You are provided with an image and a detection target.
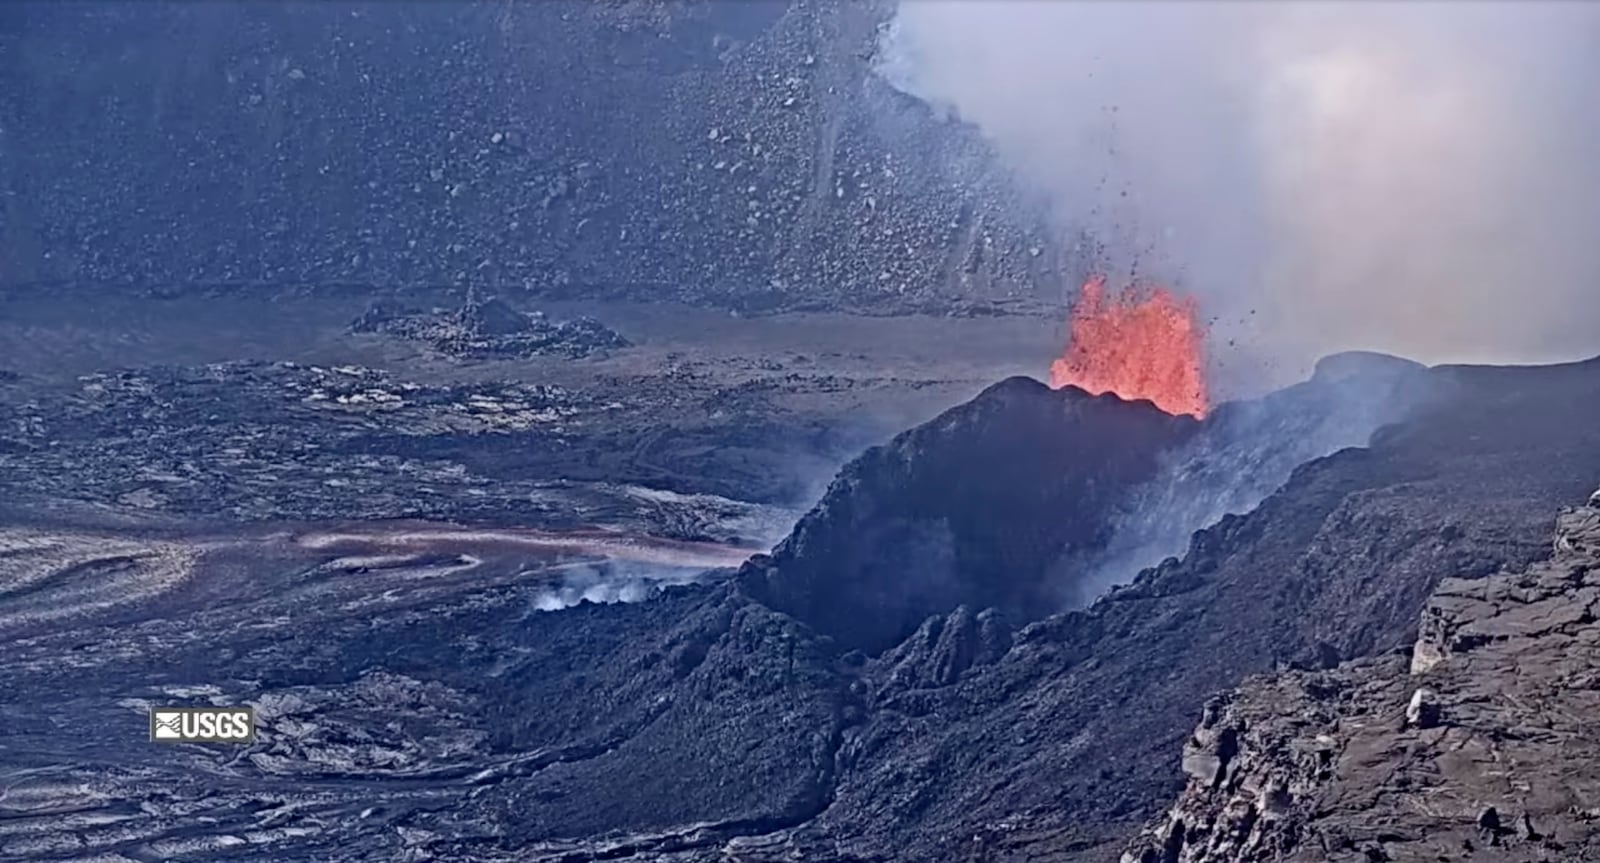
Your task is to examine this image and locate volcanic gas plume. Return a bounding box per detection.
[1050,275,1209,418]
[879,2,1600,387]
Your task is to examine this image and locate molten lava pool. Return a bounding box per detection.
[1050,274,1210,418]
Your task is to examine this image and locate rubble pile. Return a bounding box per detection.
[350,297,631,360]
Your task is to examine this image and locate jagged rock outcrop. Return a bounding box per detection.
[1121,487,1600,863]
[875,605,1013,695]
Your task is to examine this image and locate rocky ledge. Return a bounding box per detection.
[1122,486,1600,863]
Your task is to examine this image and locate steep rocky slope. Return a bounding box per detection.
[1121,489,1600,863]
[739,375,1200,654]
[0,0,1063,314]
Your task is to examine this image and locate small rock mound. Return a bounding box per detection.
[350,296,630,359]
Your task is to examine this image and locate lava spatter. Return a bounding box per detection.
[1050,274,1210,418]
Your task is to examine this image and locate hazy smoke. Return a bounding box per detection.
[1067,352,1433,601]
[528,560,712,611]
[878,1,1600,390]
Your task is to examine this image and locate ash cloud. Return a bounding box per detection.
[878,1,1600,392]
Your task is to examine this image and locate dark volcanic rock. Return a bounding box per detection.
[877,604,1014,695]
[0,360,812,533]
[738,376,1201,653]
[461,586,852,853]
[0,0,1066,316]
[456,296,536,338]
[739,351,1437,657]
[770,357,1600,861]
[1120,489,1600,863]
[5,356,1600,862]
[350,296,631,359]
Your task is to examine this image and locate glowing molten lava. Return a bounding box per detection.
[1049,275,1210,418]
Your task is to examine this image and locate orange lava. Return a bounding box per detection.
[1049,274,1210,418]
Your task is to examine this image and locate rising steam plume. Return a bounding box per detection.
[878,0,1600,393]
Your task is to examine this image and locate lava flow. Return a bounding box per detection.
[1049,274,1210,418]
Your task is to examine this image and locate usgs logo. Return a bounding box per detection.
[149,706,256,744]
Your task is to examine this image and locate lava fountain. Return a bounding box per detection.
[1050,274,1210,418]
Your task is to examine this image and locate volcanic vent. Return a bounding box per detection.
[1051,275,1210,418]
